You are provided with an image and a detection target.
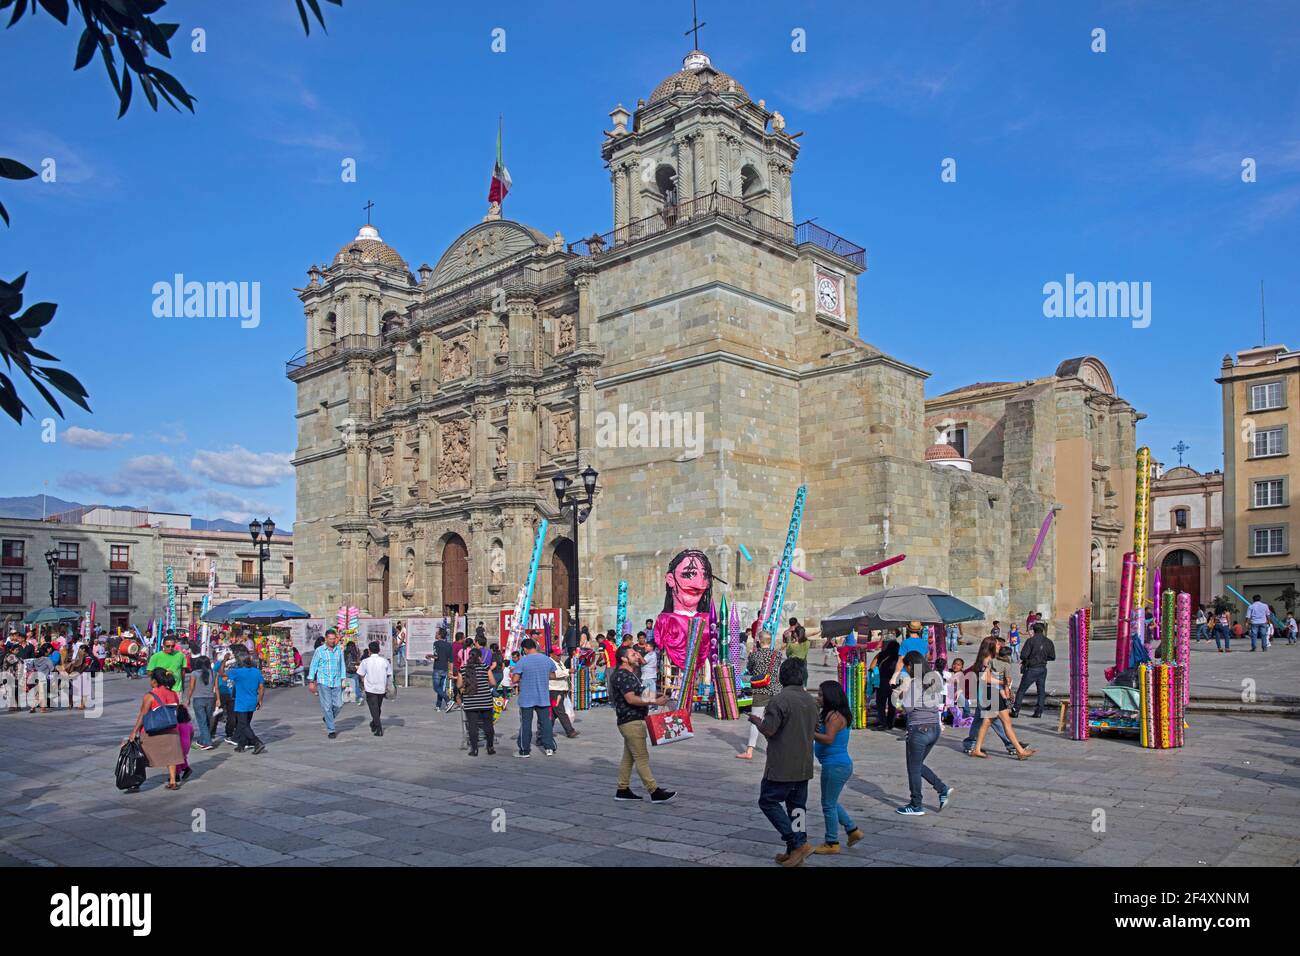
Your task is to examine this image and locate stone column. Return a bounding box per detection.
[675,136,693,200]
[366,294,380,337]
[627,158,641,221]
[576,367,596,471]
[419,331,438,396]
[612,164,625,229]
[507,297,536,369]
[506,389,537,488]
[573,268,595,345]
[472,399,491,494]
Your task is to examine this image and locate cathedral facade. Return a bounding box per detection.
[288,50,1138,634]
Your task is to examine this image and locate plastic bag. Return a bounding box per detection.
[115,738,146,790]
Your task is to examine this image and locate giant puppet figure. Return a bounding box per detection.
[653,549,716,671]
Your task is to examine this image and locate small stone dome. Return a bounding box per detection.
[925,443,962,462]
[333,224,408,270]
[649,50,749,104]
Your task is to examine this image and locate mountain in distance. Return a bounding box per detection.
[0,496,291,535]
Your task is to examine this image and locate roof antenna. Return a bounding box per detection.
[1260,279,1266,346]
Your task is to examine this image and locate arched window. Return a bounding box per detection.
[655,165,678,206]
[740,163,762,200]
[1172,507,1189,530]
[380,311,404,338]
[319,311,337,344]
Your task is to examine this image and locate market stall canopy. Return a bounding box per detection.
[21,606,82,625]
[226,599,311,624]
[200,599,251,624]
[820,586,985,638]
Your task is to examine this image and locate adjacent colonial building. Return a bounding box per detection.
[1149,463,1223,610]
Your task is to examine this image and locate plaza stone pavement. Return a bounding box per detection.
[0,670,1296,868]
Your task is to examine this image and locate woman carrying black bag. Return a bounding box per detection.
[124,668,184,790]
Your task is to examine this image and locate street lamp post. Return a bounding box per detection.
[45,549,59,607]
[551,465,599,637]
[248,517,276,601]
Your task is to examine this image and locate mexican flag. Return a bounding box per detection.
[488,118,511,204]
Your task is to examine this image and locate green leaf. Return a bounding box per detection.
[117,67,132,118]
[6,0,29,30]
[148,65,194,110]
[37,0,67,24]
[0,157,37,180]
[16,301,55,335]
[27,374,62,417]
[294,0,310,35]
[0,375,31,424]
[38,365,91,409]
[0,200,8,227]
[73,25,96,69]
[117,33,146,72]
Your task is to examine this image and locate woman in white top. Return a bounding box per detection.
[356,641,393,737]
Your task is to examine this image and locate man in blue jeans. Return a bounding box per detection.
[750,658,819,868]
[307,628,347,739]
[1247,595,1271,652]
[512,637,558,756]
[431,629,453,711]
[958,645,1017,754]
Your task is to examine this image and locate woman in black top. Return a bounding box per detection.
[458,647,497,756]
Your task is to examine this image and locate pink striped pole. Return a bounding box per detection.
[1110,551,1136,679]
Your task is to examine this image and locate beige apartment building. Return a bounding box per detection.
[1218,345,1300,608]
[0,506,293,632]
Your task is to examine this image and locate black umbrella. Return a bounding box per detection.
[820,586,985,638]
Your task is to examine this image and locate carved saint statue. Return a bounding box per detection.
[490,542,505,586]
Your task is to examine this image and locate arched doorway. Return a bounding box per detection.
[1161,549,1201,611]
[442,534,469,616]
[551,538,576,630]
[378,556,390,616]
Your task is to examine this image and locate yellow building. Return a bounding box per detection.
[1218,345,1300,607]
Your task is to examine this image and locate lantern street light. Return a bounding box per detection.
[551,465,598,635]
[45,548,60,606]
[248,517,276,601]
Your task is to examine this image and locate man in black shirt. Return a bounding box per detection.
[431,629,454,712]
[610,645,675,804]
[1012,621,1056,718]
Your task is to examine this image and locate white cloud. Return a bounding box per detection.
[196,489,275,524]
[62,454,200,498]
[151,423,188,446]
[63,426,133,449]
[190,446,293,488]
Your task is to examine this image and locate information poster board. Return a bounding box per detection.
[405,618,439,660]
[361,618,393,659]
[287,619,328,654]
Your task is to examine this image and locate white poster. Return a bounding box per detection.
[405,618,438,660]
[361,618,393,659]
[287,618,327,653]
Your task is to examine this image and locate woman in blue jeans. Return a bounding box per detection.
[892,651,954,816]
[811,681,863,854]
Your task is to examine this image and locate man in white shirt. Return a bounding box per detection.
[1247,595,1272,652]
[638,632,658,699]
[356,641,393,736]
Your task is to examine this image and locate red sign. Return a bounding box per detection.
[500,607,561,647]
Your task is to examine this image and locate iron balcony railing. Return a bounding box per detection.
[286,333,382,374]
[794,220,866,268]
[568,189,796,256]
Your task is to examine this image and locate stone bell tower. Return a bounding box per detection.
[602,50,799,229]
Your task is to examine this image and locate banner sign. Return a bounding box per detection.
[500,607,560,643]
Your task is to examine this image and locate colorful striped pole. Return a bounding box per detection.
[762,485,807,648]
[1132,447,1152,610]
[508,518,548,654]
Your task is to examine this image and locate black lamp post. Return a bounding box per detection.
[45,548,59,607]
[248,517,276,601]
[551,465,598,635]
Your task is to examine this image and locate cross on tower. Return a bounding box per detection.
[1173,440,1190,466]
[683,0,706,48]
[363,199,375,224]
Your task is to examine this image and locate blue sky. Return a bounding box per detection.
[2,0,1297,524]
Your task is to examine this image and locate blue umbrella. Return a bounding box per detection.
[22,606,82,625]
[201,599,251,624]
[227,599,311,624]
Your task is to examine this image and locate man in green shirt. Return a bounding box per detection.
[145,634,186,694]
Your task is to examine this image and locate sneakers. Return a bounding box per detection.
[252,744,267,755]
[896,805,926,816]
[327,732,337,739]
[939,786,954,811]
[180,767,193,782]
[468,749,479,757]
[543,749,555,756]
[517,751,530,758]
[615,788,643,801]
[780,843,814,867]
[225,738,239,747]
[233,745,246,753]
[486,746,496,755]
[196,743,216,751]
[649,788,676,803]
[566,731,580,738]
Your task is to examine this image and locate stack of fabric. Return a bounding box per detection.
[1138,662,1186,749]
[714,662,740,719]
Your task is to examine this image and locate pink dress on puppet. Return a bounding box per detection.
[653,611,708,669]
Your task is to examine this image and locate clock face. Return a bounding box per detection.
[816,274,841,316]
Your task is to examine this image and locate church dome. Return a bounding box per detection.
[333,224,408,270]
[649,50,749,104]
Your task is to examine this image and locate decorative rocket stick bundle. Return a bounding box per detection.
[757,566,778,630]
[507,518,549,654]
[615,580,628,642]
[1132,446,1152,610]
[1176,591,1191,710]
[1160,589,1176,660]
[761,485,808,654]
[1152,567,1163,647]
[1110,551,1136,680]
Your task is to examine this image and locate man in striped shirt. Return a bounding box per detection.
[309,629,347,739]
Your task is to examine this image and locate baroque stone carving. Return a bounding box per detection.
[552,409,575,454]
[440,336,471,382]
[489,540,505,586]
[438,420,471,492]
[495,429,508,470]
[556,313,575,353]
[403,549,415,595]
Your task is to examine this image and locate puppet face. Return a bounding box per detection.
[665,553,708,613]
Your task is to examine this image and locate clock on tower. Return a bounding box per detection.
[815,269,843,320]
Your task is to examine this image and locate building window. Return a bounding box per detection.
[947,426,968,459]
[0,573,23,605]
[1252,526,1286,557]
[1,539,23,567]
[1252,427,1286,458]
[1173,508,1188,530]
[109,611,130,632]
[1249,381,1285,412]
[57,574,79,605]
[110,544,130,570]
[1254,479,1285,508]
[109,575,130,606]
[57,542,79,568]
[241,559,255,576]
